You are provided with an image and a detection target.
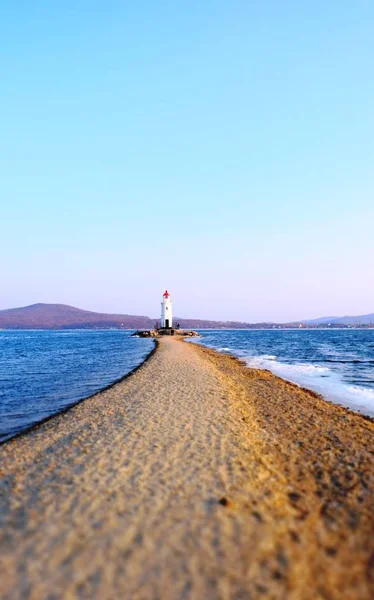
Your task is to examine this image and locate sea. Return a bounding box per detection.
[0,330,155,442]
[190,329,374,418]
[0,329,373,443]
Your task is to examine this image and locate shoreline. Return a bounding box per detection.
[190,338,374,423]
[1,336,373,598]
[0,339,158,445]
[190,339,374,423]
[189,335,374,420]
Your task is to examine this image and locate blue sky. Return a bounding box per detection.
[1,1,373,321]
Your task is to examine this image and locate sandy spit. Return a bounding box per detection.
[1,336,373,600]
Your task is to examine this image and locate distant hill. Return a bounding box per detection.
[0,304,154,330]
[301,313,374,326]
[0,303,372,330]
[0,303,265,330]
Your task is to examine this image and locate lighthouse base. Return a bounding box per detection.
[132,329,199,338]
[158,327,174,336]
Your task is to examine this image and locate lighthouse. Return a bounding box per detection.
[161,290,173,329]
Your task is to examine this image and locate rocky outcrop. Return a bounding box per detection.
[175,330,200,337]
[132,330,158,338]
[132,330,200,338]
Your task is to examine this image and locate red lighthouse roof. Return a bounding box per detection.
[163,290,170,298]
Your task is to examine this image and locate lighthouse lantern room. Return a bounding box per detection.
[161,290,173,329]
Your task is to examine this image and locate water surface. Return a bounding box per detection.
[0,330,154,442]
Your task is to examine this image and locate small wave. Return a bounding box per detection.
[245,356,330,375]
[55,332,80,336]
[324,359,374,364]
[346,385,374,400]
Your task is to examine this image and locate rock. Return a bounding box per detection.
[132,330,158,338]
[175,330,200,337]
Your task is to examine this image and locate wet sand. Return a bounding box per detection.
[1,337,373,599]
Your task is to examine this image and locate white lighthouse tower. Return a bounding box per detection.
[161,290,173,329]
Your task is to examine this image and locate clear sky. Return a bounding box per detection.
[1,1,373,322]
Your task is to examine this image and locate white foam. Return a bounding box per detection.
[243,354,374,417]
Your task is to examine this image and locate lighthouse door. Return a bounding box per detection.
[165,319,170,328]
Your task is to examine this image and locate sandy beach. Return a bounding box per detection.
[1,336,373,599]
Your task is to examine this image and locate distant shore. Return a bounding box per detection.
[1,301,374,330]
[1,337,373,599]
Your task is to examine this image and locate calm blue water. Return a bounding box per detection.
[0,330,155,442]
[191,329,374,417]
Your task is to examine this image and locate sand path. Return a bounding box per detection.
[1,337,373,599]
